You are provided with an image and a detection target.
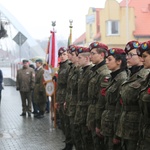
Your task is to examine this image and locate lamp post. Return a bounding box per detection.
[126,0,129,42]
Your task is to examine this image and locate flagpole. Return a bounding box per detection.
[68,19,73,47]
[51,21,57,128]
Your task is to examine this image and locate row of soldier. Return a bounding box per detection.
[55,40,150,150]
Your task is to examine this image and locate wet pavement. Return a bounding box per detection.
[0,86,66,150]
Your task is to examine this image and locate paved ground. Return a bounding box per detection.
[0,86,66,150]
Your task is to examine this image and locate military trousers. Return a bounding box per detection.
[121,139,138,150]
[58,104,66,134]
[64,114,72,144]
[20,91,32,113]
[137,138,150,150]
[80,124,94,150]
[104,136,121,150]
[69,116,83,150]
[36,101,46,115]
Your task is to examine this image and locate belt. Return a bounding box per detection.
[123,105,140,111]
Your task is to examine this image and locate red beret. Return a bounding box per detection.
[77,46,90,54]
[89,42,108,51]
[106,48,126,57]
[58,47,67,56]
[137,40,150,56]
[69,45,79,53]
[125,40,140,53]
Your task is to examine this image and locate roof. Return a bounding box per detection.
[120,0,150,36]
[73,33,86,45]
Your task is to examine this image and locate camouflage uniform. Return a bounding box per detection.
[64,62,74,145]
[137,73,150,150]
[87,61,110,150]
[101,70,128,150]
[34,67,47,115]
[116,67,149,150]
[56,60,70,133]
[16,66,35,114]
[68,66,82,150]
[74,64,94,150]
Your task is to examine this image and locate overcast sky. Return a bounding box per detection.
[0,0,122,40]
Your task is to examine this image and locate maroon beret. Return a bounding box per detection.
[77,46,90,54]
[106,48,126,57]
[58,47,67,56]
[137,41,150,56]
[125,40,140,53]
[69,45,79,53]
[89,42,108,51]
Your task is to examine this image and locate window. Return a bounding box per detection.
[107,20,119,35]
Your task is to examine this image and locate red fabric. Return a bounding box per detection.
[101,88,106,96]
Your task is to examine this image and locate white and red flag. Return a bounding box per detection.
[46,30,58,68]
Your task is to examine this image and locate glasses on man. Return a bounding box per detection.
[126,53,138,59]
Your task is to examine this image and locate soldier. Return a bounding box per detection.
[55,47,70,136]
[136,41,150,150]
[115,41,149,150]
[74,46,94,150]
[86,42,111,150]
[62,45,75,150]
[34,59,47,119]
[16,59,35,116]
[67,45,82,150]
[100,48,128,150]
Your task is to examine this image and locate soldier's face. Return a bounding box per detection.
[59,52,68,62]
[106,55,121,71]
[78,54,87,67]
[90,48,102,64]
[71,52,78,64]
[23,62,29,68]
[141,51,150,69]
[68,52,72,61]
[126,49,141,67]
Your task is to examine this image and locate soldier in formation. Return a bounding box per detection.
[136,40,150,150]
[56,40,150,150]
[100,48,128,150]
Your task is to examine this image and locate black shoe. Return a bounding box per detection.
[36,114,44,119]
[34,113,40,117]
[20,113,26,116]
[28,112,31,117]
[62,143,73,150]
[32,111,38,114]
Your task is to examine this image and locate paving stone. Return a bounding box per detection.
[0,86,67,150]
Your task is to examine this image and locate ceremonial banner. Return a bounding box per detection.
[44,25,58,128]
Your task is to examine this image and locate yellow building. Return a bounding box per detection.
[73,0,150,49]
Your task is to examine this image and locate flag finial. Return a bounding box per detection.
[69,19,73,28]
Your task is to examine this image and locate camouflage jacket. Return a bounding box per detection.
[116,67,149,140]
[16,67,35,92]
[56,60,70,104]
[101,70,128,136]
[68,66,82,117]
[65,63,75,111]
[34,67,47,103]
[74,65,93,124]
[87,62,111,129]
[139,73,150,141]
